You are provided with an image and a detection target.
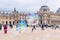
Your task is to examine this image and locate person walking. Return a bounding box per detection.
[0,24,2,30]
[32,25,36,32]
[41,24,44,30]
[54,25,58,30]
[9,24,13,29]
[4,24,7,34]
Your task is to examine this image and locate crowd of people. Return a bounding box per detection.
[0,21,60,34]
[0,20,27,34]
[0,23,13,34]
[31,23,60,32]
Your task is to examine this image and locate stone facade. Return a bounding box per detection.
[38,5,60,25]
[0,5,60,25]
[0,8,26,25]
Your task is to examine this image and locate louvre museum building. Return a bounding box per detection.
[0,5,60,25]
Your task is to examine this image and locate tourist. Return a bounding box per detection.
[41,24,44,30]
[4,24,7,34]
[32,25,36,32]
[52,25,58,30]
[0,24,2,30]
[54,25,58,30]
[9,24,13,29]
[45,24,48,28]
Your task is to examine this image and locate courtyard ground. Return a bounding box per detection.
[0,25,60,40]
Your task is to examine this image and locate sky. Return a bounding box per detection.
[0,0,60,13]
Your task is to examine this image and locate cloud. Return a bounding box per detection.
[0,0,60,12]
[45,0,60,12]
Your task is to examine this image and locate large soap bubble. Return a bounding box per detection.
[16,19,27,32]
[26,13,40,26]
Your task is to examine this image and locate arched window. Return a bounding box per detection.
[10,17,11,20]
[43,9,47,11]
[6,21,8,25]
[13,21,15,25]
[2,21,4,25]
[6,17,8,19]
[9,21,11,24]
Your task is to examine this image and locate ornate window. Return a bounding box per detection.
[6,17,8,19]
[10,17,11,20]
[43,9,47,11]
[9,21,11,24]
[6,21,8,25]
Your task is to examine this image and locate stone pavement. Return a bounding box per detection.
[0,25,60,40]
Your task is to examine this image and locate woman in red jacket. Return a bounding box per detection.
[4,25,7,34]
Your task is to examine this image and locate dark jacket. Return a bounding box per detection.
[0,24,2,30]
